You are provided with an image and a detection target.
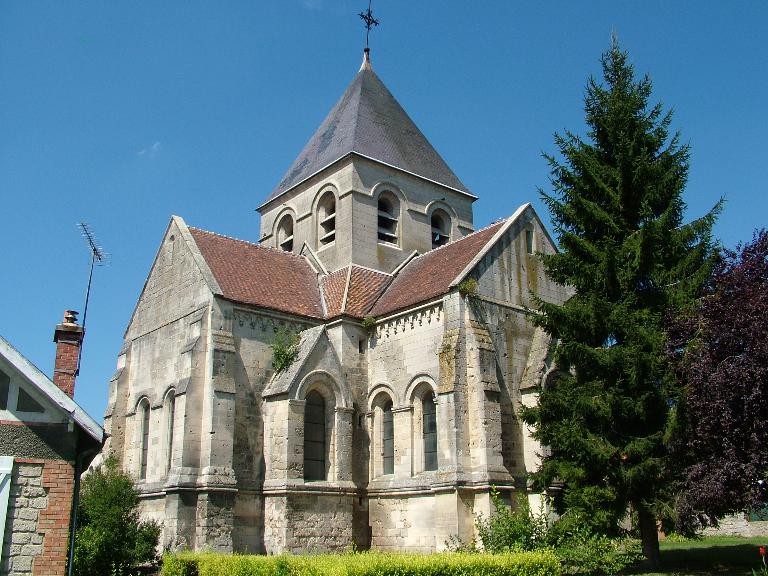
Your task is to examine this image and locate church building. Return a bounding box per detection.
[103,48,569,554]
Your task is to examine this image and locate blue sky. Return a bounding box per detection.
[1,1,765,421]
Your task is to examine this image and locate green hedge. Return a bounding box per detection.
[162,551,562,576]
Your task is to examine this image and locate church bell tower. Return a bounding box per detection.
[257,49,477,274]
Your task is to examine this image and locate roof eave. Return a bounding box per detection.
[0,335,105,445]
[257,151,476,212]
[216,296,325,322]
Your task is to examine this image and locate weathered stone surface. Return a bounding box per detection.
[107,92,570,553]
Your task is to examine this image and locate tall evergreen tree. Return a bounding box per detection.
[521,41,720,566]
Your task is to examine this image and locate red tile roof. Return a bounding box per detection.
[345,266,391,317]
[189,227,324,319]
[320,266,391,319]
[369,221,505,317]
[321,267,349,317]
[187,219,504,322]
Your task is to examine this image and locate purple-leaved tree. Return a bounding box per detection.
[667,229,768,532]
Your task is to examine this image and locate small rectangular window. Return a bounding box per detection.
[0,370,9,410]
[525,229,534,255]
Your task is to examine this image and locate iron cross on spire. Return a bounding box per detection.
[359,0,379,49]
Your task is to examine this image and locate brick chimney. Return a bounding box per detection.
[53,310,84,398]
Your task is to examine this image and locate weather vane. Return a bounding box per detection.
[359,0,379,49]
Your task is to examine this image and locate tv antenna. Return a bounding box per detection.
[76,222,107,375]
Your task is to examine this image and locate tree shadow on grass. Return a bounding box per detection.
[626,543,762,576]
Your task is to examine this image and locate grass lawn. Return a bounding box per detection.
[628,536,767,576]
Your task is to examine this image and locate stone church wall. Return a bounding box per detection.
[368,304,444,401]
[126,220,213,341]
[107,218,218,551]
[259,158,476,275]
[229,308,317,553]
[369,494,435,552]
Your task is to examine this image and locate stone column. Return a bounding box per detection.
[287,399,306,481]
[195,327,237,552]
[334,407,354,482]
[392,406,412,478]
[465,319,507,480]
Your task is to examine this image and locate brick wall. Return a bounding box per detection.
[1,459,74,576]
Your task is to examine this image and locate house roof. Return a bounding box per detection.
[369,220,506,317]
[189,227,325,319]
[263,51,471,206]
[0,335,104,445]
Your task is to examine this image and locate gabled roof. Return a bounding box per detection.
[369,219,506,317]
[0,335,104,444]
[180,205,537,322]
[189,227,324,319]
[264,52,471,206]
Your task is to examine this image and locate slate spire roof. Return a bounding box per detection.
[264,50,472,205]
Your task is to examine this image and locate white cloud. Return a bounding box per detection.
[138,141,162,158]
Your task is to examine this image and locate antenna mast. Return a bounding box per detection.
[76,222,106,375]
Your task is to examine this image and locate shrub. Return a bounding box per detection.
[470,490,640,576]
[547,511,641,575]
[361,316,377,330]
[271,327,300,373]
[161,551,562,576]
[458,278,478,297]
[476,489,548,553]
[73,455,160,576]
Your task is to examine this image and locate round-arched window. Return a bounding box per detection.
[431,209,451,248]
[276,214,294,252]
[317,192,336,246]
[377,192,399,245]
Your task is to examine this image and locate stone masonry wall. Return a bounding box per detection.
[703,513,768,537]
[283,493,354,554]
[1,459,74,576]
[369,495,435,552]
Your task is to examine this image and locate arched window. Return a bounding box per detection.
[317,191,336,246]
[304,390,326,480]
[164,390,176,474]
[138,398,151,480]
[431,209,451,249]
[377,192,399,244]
[422,393,437,471]
[276,214,294,252]
[382,400,394,475]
